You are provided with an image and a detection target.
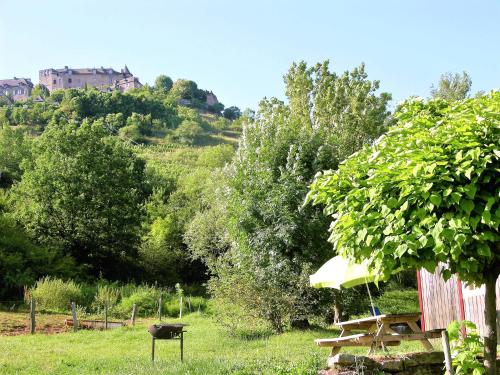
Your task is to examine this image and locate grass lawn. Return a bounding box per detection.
[0,312,439,375]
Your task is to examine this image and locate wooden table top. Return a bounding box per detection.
[335,313,421,329]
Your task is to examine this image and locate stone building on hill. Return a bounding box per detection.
[0,77,33,102]
[39,65,142,93]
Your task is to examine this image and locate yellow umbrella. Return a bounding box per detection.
[309,255,378,289]
[310,255,382,316]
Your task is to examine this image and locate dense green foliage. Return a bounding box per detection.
[308,92,500,371]
[13,121,146,279]
[308,93,499,284]
[189,60,392,332]
[4,63,493,367]
[0,76,240,298]
[0,126,31,186]
[0,213,76,298]
[448,320,486,374]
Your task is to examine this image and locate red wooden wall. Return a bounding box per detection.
[418,265,500,338]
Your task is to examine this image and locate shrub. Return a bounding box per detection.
[29,277,83,311]
[163,296,185,317]
[207,297,273,339]
[374,289,419,314]
[92,284,121,312]
[448,320,485,374]
[172,120,203,144]
[114,285,162,317]
[119,124,142,143]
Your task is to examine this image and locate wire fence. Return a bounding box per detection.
[0,295,201,336]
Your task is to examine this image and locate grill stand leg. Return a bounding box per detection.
[180,332,184,362]
[152,337,155,362]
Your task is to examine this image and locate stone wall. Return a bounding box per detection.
[320,352,445,375]
[320,352,500,375]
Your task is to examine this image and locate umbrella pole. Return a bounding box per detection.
[365,280,376,316]
[365,280,387,353]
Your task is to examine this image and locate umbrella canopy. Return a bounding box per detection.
[309,255,378,289]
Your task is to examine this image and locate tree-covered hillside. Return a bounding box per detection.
[0,77,250,296]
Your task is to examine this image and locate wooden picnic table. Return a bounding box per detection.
[315,313,441,356]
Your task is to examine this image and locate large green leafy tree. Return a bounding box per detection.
[13,120,146,279]
[308,93,499,373]
[212,61,391,331]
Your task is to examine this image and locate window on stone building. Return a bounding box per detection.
[53,79,57,84]
[68,78,72,84]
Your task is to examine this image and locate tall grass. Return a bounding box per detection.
[25,278,207,318]
[27,277,83,311]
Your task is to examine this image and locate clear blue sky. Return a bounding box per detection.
[1,0,499,109]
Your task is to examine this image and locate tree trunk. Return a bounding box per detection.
[483,272,497,375]
[333,302,343,323]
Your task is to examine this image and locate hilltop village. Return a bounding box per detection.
[0,65,219,108]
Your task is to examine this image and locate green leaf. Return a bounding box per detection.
[447,320,460,339]
[465,167,474,179]
[455,233,466,245]
[418,235,428,247]
[395,244,408,257]
[464,183,477,199]
[460,199,474,215]
[442,269,452,281]
[451,192,462,203]
[469,216,480,231]
[400,200,409,211]
[481,210,491,224]
[443,187,453,197]
[441,228,455,241]
[477,244,491,257]
[387,197,399,208]
[429,193,442,207]
[357,228,368,243]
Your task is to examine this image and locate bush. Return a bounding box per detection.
[374,289,419,314]
[92,284,121,312]
[114,285,162,317]
[448,320,485,374]
[172,120,203,144]
[119,124,143,143]
[29,277,83,311]
[162,295,207,317]
[207,297,273,339]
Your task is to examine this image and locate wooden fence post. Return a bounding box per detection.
[131,304,137,326]
[30,299,36,334]
[179,296,183,319]
[441,330,454,375]
[71,302,78,332]
[158,296,162,321]
[104,302,108,330]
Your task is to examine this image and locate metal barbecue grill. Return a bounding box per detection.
[148,323,188,361]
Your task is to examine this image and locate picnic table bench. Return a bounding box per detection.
[315,313,441,355]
